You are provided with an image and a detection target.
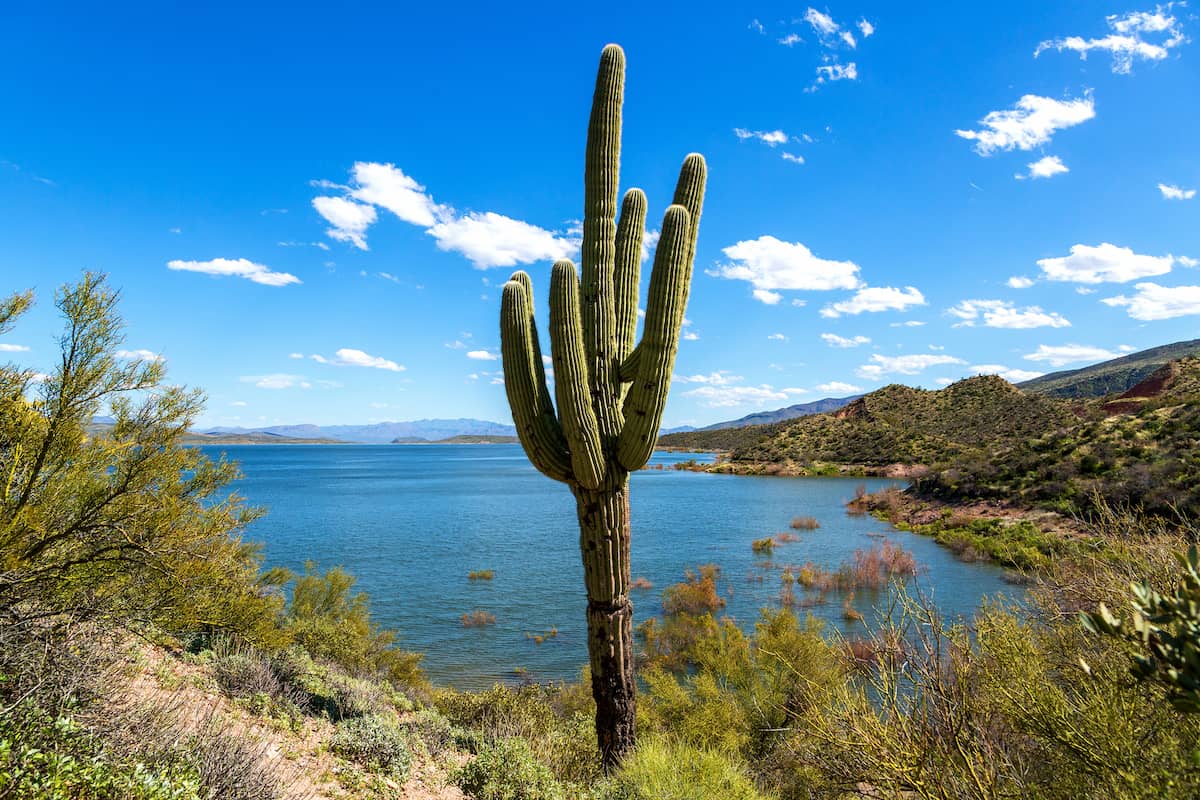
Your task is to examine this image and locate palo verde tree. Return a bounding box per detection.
[499,44,706,768]
[0,273,284,647]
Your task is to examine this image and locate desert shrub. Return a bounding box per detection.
[286,562,424,689]
[602,736,768,800]
[469,570,495,580]
[789,516,820,530]
[463,610,497,627]
[407,707,455,756]
[453,737,566,800]
[329,714,412,778]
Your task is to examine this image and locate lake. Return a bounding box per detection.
[206,444,1013,689]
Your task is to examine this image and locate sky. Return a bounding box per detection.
[1,1,1197,429]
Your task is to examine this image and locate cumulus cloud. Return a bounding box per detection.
[1103,282,1200,319]
[1019,155,1070,180]
[167,257,301,287]
[955,94,1095,155]
[309,348,404,372]
[313,161,577,268]
[805,8,839,36]
[1007,276,1035,288]
[1159,183,1196,200]
[466,350,499,361]
[856,353,967,380]
[821,286,925,318]
[714,236,861,302]
[947,299,1071,328]
[1023,344,1130,367]
[818,381,862,393]
[1036,242,1178,283]
[820,333,871,348]
[1035,4,1189,74]
[857,18,875,37]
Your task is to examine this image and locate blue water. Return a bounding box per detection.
[206,444,1012,689]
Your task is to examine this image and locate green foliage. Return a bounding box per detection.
[0,703,202,800]
[1019,338,1200,398]
[328,714,412,778]
[602,737,768,800]
[639,565,726,670]
[1083,545,1200,713]
[286,561,425,689]
[0,274,286,645]
[453,737,567,800]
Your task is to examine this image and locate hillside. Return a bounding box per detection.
[203,418,517,443]
[1018,338,1200,398]
[922,357,1200,518]
[696,395,859,430]
[658,421,777,452]
[730,375,1078,469]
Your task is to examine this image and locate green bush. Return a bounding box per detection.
[453,737,565,800]
[328,714,412,778]
[407,707,455,756]
[603,737,767,800]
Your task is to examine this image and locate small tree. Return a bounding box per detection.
[0,273,284,646]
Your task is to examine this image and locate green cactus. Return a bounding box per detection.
[499,43,705,768]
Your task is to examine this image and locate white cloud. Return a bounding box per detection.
[347,162,443,226]
[778,33,803,47]
[841,31,857,48]
[734,128,790,146]
[167,257,301,287]
[1021,155,1069,180]
[781,152,805,165]
[891,320,927,327]
[230,400,247,407]
[675,371,743,386]
[856,353,966,379]
[1023,344,1127,367]
[428,211,577,269]
[817,381,862,393]
[277,240,330,251]
[1103,282,1200,319]
[682,384,788,408]
[241,374,312,390]
[1036,242,1177,283]
[821,333,871,348]
[947,299,1071,328]
[467,350,498,361]
[0,343,30,352]
[857,18,875,37]
[312,197,377,250]
[815,62,858,82]
[1007,276,1035,289]
[1035,5,1189,74]
[115,349,165,362]
[768,333,789,342]
[313,162,576,267]
[682,331,700,341]
[805,8,838,36]
[1159,183,1196,200]
[310,348,404,372]
[955,94,1095,156]
[821,286,925,318]
[715,236,861,301]
[968,364,1045,383]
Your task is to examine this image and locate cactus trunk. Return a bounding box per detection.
[499,43,706,770]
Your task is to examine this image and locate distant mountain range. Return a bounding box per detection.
[694,395,860,431]
[1017,338,1200,398]
[201,418,517,444]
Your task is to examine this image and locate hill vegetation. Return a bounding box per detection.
[1017,338,1200,398]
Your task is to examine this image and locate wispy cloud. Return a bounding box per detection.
[856,353,966,380]
[167,257,301,287]
[734,128,790,146]
[1035,4,1189,74]
[240,374,312,390]
[1023,343,1133,367]
[308,348,405,372]
[956,94,1095,155]
[1159,182,1196,200]
[115,349,165,362]
[0,343,30,353]
[817,381,862,393]
[820,333,871,348]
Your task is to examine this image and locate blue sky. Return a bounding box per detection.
[1,1,1197,428]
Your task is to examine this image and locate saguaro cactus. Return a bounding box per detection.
[499,43,706,768]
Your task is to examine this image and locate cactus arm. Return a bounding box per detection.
[616,205,692,471]
[550,260,606,490]
[672,154,707,270]
[581,44,625,442]
[511,270,553,395]
[618,343,641,383]
[500,278,572,482]
[614,188,647,364]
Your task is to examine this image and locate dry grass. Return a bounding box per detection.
[630,576,654,590]
[790,516,821,530]
[461,610,496,628]
[752,537,775,555]
[467,570,494,581]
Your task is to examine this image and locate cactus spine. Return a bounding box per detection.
[499,44,706,769]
